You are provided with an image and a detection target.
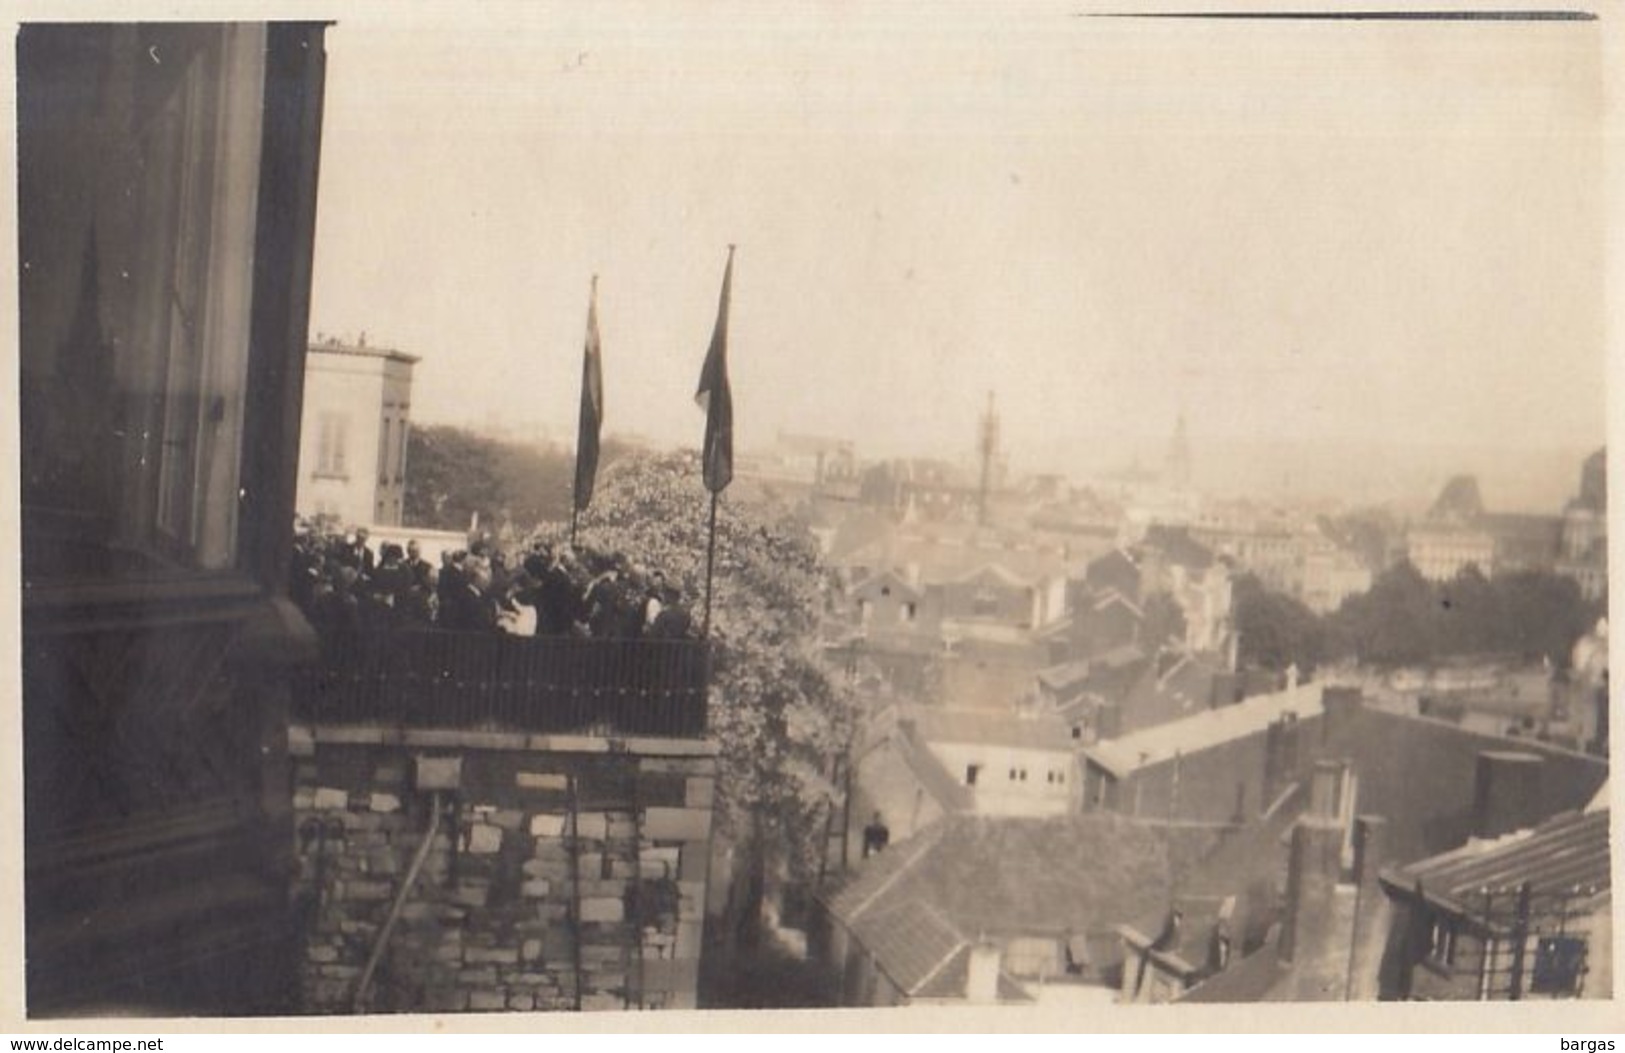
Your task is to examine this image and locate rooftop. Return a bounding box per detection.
[1382,808,1611,916]
[1083,682,1324,778]
[308,338,421,365]
[906,705,1075,753]
[823,813,1213,950]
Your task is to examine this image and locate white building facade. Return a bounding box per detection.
[296,338,419,527]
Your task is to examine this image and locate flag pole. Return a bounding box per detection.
[571,273,602,552]
[697,243,735,640]
[703,488,719,638]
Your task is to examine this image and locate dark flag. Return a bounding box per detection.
[695,247,735,494]
[573,276,604,512]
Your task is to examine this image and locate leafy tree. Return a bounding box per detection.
[1325,560,1439,667]
[560,450,858,945]
[403,425,508,530]
[1434,563,1503,655]
[1495,570,1596,669]
[1232,573,1324,674]
[404,425,636,534]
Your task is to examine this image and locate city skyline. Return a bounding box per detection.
[309,2,1608,499]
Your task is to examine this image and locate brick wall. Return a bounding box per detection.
[288,725,716,1013]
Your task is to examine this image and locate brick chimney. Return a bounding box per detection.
[1345,814,1391,1001]
[1279,761,1346,966]
[1472,750,1543,839]
[1319,687,1363,750]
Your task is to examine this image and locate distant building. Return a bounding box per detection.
[1376,806,1611,1001]
[843,708,973,864]
[1299,540,1372,615]
[296,336,419,526]
[1404,524,1495,582]
[1558,448,1607,602]
[736,431,857,493]
[1479,512,1563,576]
[1428,474,1486,524]
[1112,701,1608,1004]
[906,705,1078,817]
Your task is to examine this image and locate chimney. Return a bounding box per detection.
[1319,687,1363,750]
[1307,759,1347,821]
[1279,813,1342,965]
[1262,712,1301,812]
[965,941,1002,1003]
[1345,815,1391,1001]
[1472,751,1543,839]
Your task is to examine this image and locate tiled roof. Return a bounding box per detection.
[914,945,1035,1002]
[849,897,967,996]
[1084,683,1323,778]
[896,721,974,812]
[1384,809,1611,915]
[1142,526,1216,570]
[849,568,925,600]
[823,813,1189,941]
[1037,660,1094,693]
[1092,589,1144,617]
[908,705,1075,753]
[822,814,1201,1001]
[842,528,1073,587]
[1177,942,1290,1004]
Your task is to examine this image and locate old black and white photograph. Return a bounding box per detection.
[8,0,1618,1030]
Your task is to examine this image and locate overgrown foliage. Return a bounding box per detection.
[559,451,857,887]
[403,425,636,534]
[1234,561,1604,674]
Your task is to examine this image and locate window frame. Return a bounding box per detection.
[19,21,330,628]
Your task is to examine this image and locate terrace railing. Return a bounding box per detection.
[291,631,709,739]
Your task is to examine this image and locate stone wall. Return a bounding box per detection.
[289,724,717,1013]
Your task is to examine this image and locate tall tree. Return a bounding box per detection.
[1232,573,1324,674]
[404,425,636,534]
[1325,560,1439,667]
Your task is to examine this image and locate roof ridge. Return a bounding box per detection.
[843,822,945,921]
[907,926,972,997]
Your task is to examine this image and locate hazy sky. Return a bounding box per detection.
[309,2,1608,479]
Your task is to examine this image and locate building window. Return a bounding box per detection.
[965,764,980,787]
[395,419,409,484]
[1428,916,1457,967]
[903,602,917,622]
[316,412,350,477]
[19,24,270,578]
[1530,935,1587,997]
[377,415,392,484]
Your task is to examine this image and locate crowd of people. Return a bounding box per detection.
[289,521,697,644]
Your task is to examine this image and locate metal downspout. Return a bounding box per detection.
[353,790,444,1012]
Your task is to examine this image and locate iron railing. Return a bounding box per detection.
[291,631,709,738]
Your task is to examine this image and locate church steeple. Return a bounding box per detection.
[977,391,999,526]
[1165,412,1192,490]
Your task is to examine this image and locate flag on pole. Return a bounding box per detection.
[695,247,735,494]
[573,275,605,512]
